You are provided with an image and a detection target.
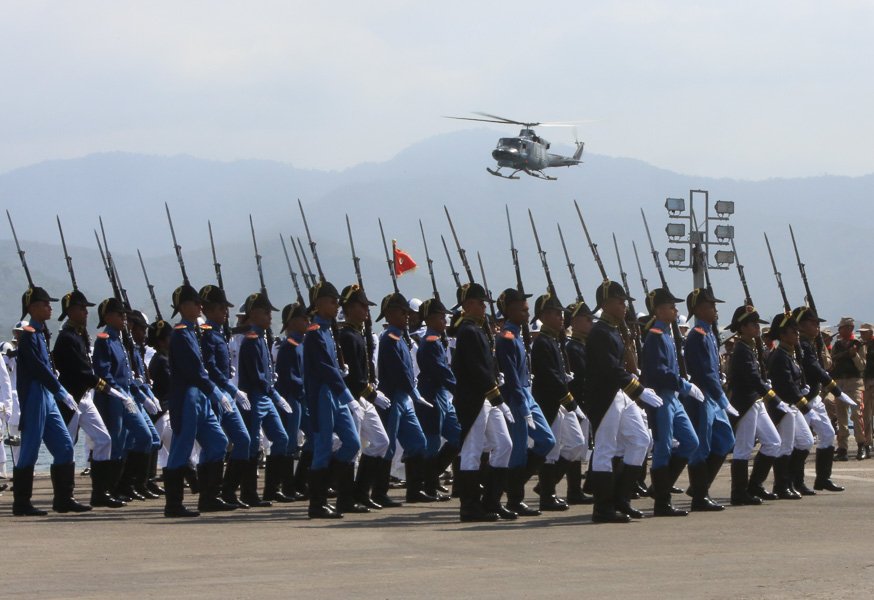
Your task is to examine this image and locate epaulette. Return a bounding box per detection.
[174,324,187,330]
[288,338,299,346]
[96,332,110,339]
[388,333,401,341]
[650,328,663,335]
[245,332,259,339]
[694,326,707,335]
[199,324,213,331]
[22,326,35,333]
[501,330,515,340]
[425,335,440,342]
[307,324,320,332]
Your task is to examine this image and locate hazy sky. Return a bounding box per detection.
[2,1,872,179]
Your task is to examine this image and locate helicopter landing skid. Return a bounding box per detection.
[524,169,557,181]
[487,167,520,180]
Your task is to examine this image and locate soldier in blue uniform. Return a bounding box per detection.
[274,302,309,502]
[91,298,158,504]
[199,285,255,508]
[495,288,556,517]
[684,289,737,511]
[52,289,120,508]
[564,300,595,504]
[530,292,585,513]
[586,281,659,524]
[375,292,434,504]
[793,306,852,493]
[237,291,293,507]
[13,286,90,516]
[725,305,782,505]
[164,284,235,517]
[338,285,391,510]
[451,283,514,522]
[303,282,362,519]
[415,298,462,501]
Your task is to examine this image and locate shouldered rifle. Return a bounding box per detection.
[557,222,584,302]
[346,215,377,381]
[280,234,305,305]
[613,233,644,359]
[208,221,225,290]
[419,219,440,301]
[97,219,140,376]
[641,208,687,377]
[764,232,806,382]
[291,236,313,289]
[165,203,189,285]
[56,216,78,291]
[789,224,826,354]
[507,207,533,361]
[138,249,163,322]
[444,206,475,283]
[476,251,499,331]
[248,215,278,352]
[731,238,769,374]
[632,241,650,296]
[440,234,462,289]
[575,200,609,281]
[298,199,328,283]
[378,218,413,348]
[296,237,317,288]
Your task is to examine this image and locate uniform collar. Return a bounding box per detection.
[290,331,304,344]
[343,320,365,333]
[462,313,485,327]
[570,332,588,343]
[386,324,404,336]
[249,324,266,336]
[425,327,443,338]
[180,318,198,328]
[600,312,622,328]
[62,321,86,334]
[504,321,522,335]
[653,319,671,332]
[540,323,561,339]
[206,318,224,329]
[313,315,332,328]
[104,325,121,339]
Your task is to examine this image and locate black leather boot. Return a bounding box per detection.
[423,455,451,501]
[262,455,294,503]
[222,458,249,509]
[183,463,200,495]
[116,455,146,501]
[538,462,570,512]
[748,453,778,500]
[371,458,402,508]
[307,468,341,519]
[293,450,312,499]
[240,457,272,507]
[51,462,92,513]
[131,452,159,499]
[334,460,370,514]
[198,461,237,512]
[566,459,593,504]
[482,466,517,520]
[146,450,164,496]
[108,459,132,503]
[12,466,47,516]
[163,468,199,517]
[689,460,724,511]
[505,466,541,516]
[790,449,815,496]
[730,459,762,505]
[280,455,304,501]
[405,455,439,503]
[813,446,844,492]
[90,460,126,508]
[459,470,499,523]
[353,454,383,509]
[615,463,645,519]
[652,466,688,517]
[590,471,630,523]
[772,455,801,499]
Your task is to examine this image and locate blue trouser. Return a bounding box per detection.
[684,396,736,466]
[376,391,427,461]
[311,385,361,470]
[240,394,289,458]
[279,398,303,456]
[166,388,228,469]
[220,406,252,461]
[508,388,556,468]
[128,403,160,452]
[651,392,699,470]
[414,387,462,458]
[17,385,75,468]
[95,390,153,459]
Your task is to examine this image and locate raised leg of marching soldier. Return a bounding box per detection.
[802,396,843,491]
[731,401,781,505]
[544,406,586,512]
[69,392,118,508]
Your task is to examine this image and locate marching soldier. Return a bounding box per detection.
[375,292,435,504]
[495,288,556,517]
[793,307,851,491]
[164,284,234,517]
[198,285,254,508]
[684,289,737,511]
[530,292,587,513]
[303,282,362,519]
[146,320,173,478]
[12,286,90,516]
[337,285,392,510]
[564,300,595,504]
[640,288,700,517]
[237,292,294,507]
[585,281,658,524]
[451,283,514,522]
[52,289,118,508]
[725,305,782,505]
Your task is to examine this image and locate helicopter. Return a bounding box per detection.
[445,112,586,180]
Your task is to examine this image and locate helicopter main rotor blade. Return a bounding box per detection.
[443,115,519,125]
[472,111,533,126]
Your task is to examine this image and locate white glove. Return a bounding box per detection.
[725,404,740,418]
[109,387,139,414]
[340,364,350,377]
[720,373,727,386]
[526,414,536,430]
[574,406,587,422]
[496,372,506,387]
[413,393,434,408]
[809,394,823,408]
[800,385,811,396]
[373,391,391,410]
[59,391,78,413]
[838,392,857,408]
[688,384,705,402]
[220,394,234,414]
[143,395,160,416]
[776,401,791,414]
[639,388,664,408]
[235,390,251,411]
[499,403,515,424]
[276,397,293,414]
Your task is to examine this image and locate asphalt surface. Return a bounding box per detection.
[2,459,873,599]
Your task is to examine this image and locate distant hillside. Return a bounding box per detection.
[1,129,873,337]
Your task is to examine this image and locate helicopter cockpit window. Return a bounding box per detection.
[498,138,521,149]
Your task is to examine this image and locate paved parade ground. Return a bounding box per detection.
[2,460,873,599]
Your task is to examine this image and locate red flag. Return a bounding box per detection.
[393,240,417,277]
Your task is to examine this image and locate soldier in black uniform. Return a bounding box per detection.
[564,300,595,504]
